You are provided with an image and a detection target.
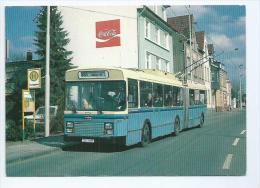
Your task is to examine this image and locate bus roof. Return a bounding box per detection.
[66,66,207,90]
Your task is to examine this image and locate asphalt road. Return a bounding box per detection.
[6,110,246,176]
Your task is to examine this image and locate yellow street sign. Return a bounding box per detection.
[28,68,41,89]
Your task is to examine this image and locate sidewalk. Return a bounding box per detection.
[6,134,64,163]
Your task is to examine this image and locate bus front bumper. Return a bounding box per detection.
[64,135,126,146]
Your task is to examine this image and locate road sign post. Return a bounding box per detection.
[22,89,35,140]
[27,68,41,138]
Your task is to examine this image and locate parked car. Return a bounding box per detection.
[25,106,58,126]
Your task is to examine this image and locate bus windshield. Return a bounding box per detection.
[65,81,126,112]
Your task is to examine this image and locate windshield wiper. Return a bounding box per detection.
[95,97,104,114]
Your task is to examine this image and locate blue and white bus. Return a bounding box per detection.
[64,67,207,147]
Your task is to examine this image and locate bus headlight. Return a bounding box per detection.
[66,128,74,133]
[66,122,74,133]
[66,122,74,128]
[104,122,113,130]
[104,122,113,135]
[105,130,113,135]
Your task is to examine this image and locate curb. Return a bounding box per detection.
[6,147,61,164]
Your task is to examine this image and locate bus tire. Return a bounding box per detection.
[199,113,204,128]
[141,123,151,147]
[174,116,181,136]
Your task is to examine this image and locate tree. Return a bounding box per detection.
[6,69,27,140]
[34,6,73,132]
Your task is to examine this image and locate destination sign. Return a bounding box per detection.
[78,71,109,79]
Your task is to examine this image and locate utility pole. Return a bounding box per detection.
[185,6,192,81]
[45,6,50,137]
[183,5,192,129]
[239,64,243,110]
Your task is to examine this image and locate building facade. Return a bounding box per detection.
[168,15,213,108]
[167,15,205,83]
[210,59,229,112]
[226,79,232,110]
[59,6,174,73]
[137,6,173,72]
[195,31,212,108]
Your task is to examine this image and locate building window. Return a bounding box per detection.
[145,20,150,38]
[165,33,169,49]
[156,27,160,44]
[146,53,151,69]
[160,31,165,48]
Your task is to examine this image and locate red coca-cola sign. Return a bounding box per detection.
[96,19,121,48]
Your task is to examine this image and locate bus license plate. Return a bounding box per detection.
[82,138,94,143]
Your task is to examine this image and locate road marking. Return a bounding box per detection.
[240,130,246,135]
[232,138,240,146]
[222,154,233,170]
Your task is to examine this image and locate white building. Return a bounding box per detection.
[226,79,232,109]
[195,32,212,108]
[59,6,174,73]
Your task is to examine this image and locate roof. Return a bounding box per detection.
[66,66,207,90]
[195,31,205,50]
[167,15,194,38]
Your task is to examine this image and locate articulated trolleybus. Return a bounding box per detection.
[64,67,207,147]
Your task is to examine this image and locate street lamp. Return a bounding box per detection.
[45,6,50,137]
[239,64,243,110]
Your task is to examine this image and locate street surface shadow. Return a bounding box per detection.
[34,135,65,149]
[34,126,201,152]
[62,143,134,153]
[62,127,202,153]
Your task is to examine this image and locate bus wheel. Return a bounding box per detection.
[174,117,180,136]
[141,123,151,147]
[199,113,204,128]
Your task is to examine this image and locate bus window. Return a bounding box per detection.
[173,86,179,106]
[81,83,95,110]
[140,81,153,107]
[199,90,206,104]
[128,79,138,108]
[164,85,173,107]
[195,90,200,105]
[153,83,163,107]
[66,85,79,111]
[65,81,126,111]
[189,89,195,105]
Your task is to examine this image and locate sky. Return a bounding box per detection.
[167,5,246,89]
[5,5,246,89]
[5,6,41,61]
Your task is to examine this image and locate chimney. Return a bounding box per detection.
[26,51,33,61]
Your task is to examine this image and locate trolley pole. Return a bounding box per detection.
[45,6,50,137]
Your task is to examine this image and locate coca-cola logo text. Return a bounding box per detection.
[98,29,117,39]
